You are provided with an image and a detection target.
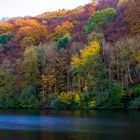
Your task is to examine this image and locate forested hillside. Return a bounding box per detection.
[0,0,140,109]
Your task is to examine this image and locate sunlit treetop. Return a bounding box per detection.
[72,40,100,68]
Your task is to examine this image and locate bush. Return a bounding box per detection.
[19,86,40,108]
[79,93,95,109]
[50,91,82,110]
[130,85,140,97]
[50,98,70,110]
[129,96,140,109]
[0,90,19,108]
[58,91,81,105]
[51,91,96,110]
[95,86,124,109]
[51,91,97,110]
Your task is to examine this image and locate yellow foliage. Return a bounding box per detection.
[19,25,48,47]
[19,26,32,32]
[51,21,74,41]
[118,0,128,5]
[58,92,72,104]
[74,92,81,103]
[134,52,140,67]
[47,10,66,17]
[72,40,100,67]
[58,91,81,104]
[88,99,96,107]
[0,22,14,33]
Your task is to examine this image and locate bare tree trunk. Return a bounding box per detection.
[128,66,134,84]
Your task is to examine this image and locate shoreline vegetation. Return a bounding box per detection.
[0,0,140,110]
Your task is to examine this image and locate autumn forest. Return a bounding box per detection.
[0,0,140,109]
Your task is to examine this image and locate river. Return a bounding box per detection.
[0,110,139,140]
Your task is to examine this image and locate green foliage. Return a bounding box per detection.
[51,98,70,110]
[0,44,3,49]
[0,32,13,44]
[79,93,96,109]
[56,34,71,51]
[0,68,19,108]
[0,2,139,110]
[72,40,100,93]
[22,46,40,88]
[19,86,40,108]
[87,32,105,45]
[51,92,96,110]
[84,8,116,34]
[130,85,140,97]
[129,96,140,109]
[51,91,83,109]
[95,85,124,109]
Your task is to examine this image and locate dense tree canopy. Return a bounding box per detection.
[84,8,116,34]
[0,0,140,109]
[125,0,140,33]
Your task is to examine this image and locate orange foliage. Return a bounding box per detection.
[20,25,48,47]
[50,21,74,41]
[15,19,40,27]
[87,2,96,15]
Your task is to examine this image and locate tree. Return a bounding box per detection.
[0,22,14,33]
[84,8,116,34]
[96,0,118,10]
[0,32,13,45]
[87,2,96,15]
[109,36,140,95]
[125,0,140,33]
[72,40,100,93]
[19,86,40,108]
[56,34,71,51]
[50,21,74,41]
[104,3,129,42]
[0,68,18,108]
[19,25,48,47]
[22,46,40,88]
[21,46,45,107]
[15,19,40,27]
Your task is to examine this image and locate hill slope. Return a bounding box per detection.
[0,0,140,109]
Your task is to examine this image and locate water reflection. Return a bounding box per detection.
[0,110,140,140]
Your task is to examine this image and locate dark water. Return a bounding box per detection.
[0,110,140,140]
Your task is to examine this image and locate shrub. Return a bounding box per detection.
[50,98,70,110]
[19,86,40,108]
[58,91,81,105]
[95,86,124,109]
[51,91,96,110]
[130,86,140,97]
[129,96,140,109]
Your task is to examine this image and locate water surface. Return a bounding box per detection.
[0,110,140,140]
